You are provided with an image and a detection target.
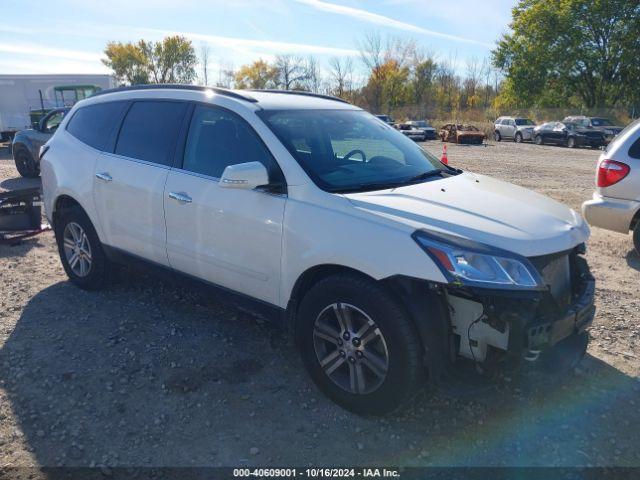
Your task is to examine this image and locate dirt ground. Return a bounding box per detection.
[0,139,639,469]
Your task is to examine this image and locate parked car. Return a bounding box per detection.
[582,119,640,254]
[375,114,395,126]
[563,116,624,143]
[439,123,486,144]
[41,85,594,414]
[533,121,606,148]
[12,107,69,178]
[405,120,437,140]
[494,116,535,142]
[396,122,428,141]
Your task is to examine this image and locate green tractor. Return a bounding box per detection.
[29,85,102,128]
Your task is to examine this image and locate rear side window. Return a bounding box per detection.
[115,101,188,166]
[66,102,125,150]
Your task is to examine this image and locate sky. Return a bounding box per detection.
[0,0,517,80]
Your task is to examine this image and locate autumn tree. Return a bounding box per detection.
[234,59,279,89]
[102,42,150,85]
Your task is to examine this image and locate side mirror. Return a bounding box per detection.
[219,161,269,190]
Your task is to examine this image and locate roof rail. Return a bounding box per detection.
[248,89,350,104]
[89,84,258,103]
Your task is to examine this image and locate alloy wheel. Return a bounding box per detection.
[63,222,93,277]
[313,302,389,395]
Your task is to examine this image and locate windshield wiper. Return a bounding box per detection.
[329,182,408,193]
[406,167,460,183]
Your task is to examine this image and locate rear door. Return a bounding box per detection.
[163,104,286,305]
[92,100,189,265]
[503,119,516,138]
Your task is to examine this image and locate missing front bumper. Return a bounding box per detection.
[445,251,595,365]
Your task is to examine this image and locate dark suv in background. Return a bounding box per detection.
[562,116,623,143]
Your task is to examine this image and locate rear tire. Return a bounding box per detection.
[297,273,424,415]
[13,146,39,178]
[54,206,112,290]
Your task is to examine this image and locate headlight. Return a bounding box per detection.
[604,129,613,135]
[412,230,543,289]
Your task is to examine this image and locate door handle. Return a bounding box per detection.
[95,172,112,182]
[168,191,192,204]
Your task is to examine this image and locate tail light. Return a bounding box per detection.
[597,159,630,187]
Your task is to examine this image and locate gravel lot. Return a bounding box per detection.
[0,139,639,469]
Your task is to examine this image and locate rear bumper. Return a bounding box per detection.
[582,193,640,233]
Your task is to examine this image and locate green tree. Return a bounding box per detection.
[493,0,640,108]
[102,42,149,85]
[102,36,197,85]
[140,36,197,84]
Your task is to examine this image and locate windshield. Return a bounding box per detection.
[259,109,448,193]
[591,118,613,127]
[413,120,429,127]
[515,118,534,126]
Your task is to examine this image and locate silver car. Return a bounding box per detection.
[494,116,536,142]
[582,119,640,253]
[11,108,68,178]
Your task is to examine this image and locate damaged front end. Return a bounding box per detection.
[446,247,594,368]
[412,230,595,371]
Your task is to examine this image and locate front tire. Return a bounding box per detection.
[297,273,424,415]
[515,132,523,143]
[633,223,640,256]
[567,137,576,148]
[13,146,39,178]
[534,135,543,145]
[494,131,501,142]
[54,206,112,290]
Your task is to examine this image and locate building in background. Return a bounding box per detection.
[0,74,114,141]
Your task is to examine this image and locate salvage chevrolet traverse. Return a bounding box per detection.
[41,85,595,414]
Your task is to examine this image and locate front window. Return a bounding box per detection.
[259,109,450,193]
[515,118,534,126]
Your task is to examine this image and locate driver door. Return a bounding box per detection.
[164,104,287,305]
[32,109,66,153]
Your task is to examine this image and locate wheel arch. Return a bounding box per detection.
[52,194,87,230]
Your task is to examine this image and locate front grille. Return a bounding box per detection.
[529,252,572,308]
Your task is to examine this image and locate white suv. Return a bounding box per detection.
[42,86,595,414]
[582,119,640,253]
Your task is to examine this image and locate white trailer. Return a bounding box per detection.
[0,74,114,141]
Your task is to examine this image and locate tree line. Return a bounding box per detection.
[102,0,640,121]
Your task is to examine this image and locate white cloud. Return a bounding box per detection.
[292,0,492,47]
[0,42,103,63]
[145,27,360,57]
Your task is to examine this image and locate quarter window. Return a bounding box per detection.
[115,101,188,166]
[66,102,126,150]
[182,105,281,181]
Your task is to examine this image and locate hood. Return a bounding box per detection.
[344,172,589,257]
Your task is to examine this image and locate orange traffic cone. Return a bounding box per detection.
[441,144,448,165]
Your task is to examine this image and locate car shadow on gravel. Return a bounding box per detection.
[0,176,41,192]
[625,250,640,272]
[2,273,640,467]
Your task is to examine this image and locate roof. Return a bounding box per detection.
[87,84,359,111]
